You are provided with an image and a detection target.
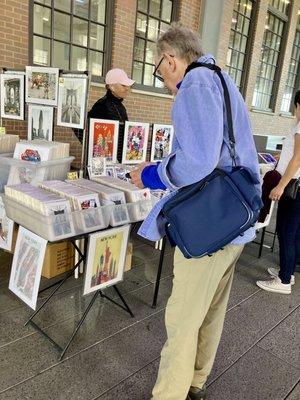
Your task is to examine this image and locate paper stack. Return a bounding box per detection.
[5,183,74,239]
[41,180,104,231]
[0,134,19,153]
[7,140,71,186]
[92,176,152,220]
[91,175,151,202]
[13,140,70,161]
[66,178,130,225]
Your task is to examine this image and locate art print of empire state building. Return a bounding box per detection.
[91,241,118,287]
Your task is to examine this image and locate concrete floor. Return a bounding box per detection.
[0,230,299,400]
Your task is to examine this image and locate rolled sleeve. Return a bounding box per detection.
[141,164,167,190]
[157,79,224,190]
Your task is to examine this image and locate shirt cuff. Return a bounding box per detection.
[141,164,167,190]
[157,153,181,190]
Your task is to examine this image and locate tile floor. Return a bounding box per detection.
[0,228,299,400]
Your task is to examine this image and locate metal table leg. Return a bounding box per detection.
[152,236,167,309]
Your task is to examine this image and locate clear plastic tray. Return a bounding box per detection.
[3,194,158,240]
[3,196,112,241]
[0,154,74,193]
[126,199,155,223]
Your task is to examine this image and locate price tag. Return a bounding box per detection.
[0,127,6,135]
[67,171,78,180]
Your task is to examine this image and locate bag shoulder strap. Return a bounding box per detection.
[184,62,236,165]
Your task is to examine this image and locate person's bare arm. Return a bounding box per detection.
[270,132,300,201]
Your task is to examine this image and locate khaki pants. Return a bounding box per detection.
[152,244,244,400]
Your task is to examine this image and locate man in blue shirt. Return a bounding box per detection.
[130,24,260,400]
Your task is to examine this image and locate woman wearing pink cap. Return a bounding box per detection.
[88,68,135,161]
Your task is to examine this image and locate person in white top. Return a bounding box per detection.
[257,90,300,294]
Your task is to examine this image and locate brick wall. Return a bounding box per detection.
[179,0,202,30]
[216,0,235,68]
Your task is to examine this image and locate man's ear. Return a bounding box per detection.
[165,53,176,73]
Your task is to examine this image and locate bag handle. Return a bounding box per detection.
[184,62,237,166]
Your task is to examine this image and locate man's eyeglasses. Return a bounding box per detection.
[153,55,174,83]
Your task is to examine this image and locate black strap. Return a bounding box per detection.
[184,62,237,166]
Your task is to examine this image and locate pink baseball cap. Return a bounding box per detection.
[105,68,135,86]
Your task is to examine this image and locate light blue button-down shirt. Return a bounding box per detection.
[138,54,261,244]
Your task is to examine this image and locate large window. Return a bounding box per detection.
[133,0,178,88]
[281,31,300,113]
[30,0,113,78]
[226,0,255,93]
[269,0,290,15]
[281,11,300,113]
[252,0,290,110]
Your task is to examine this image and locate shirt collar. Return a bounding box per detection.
[176,54,216,90]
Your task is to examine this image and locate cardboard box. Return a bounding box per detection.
[7,226,75,278]
[124,242,133,272]
[8,225,18,254]
[42,241,75,279]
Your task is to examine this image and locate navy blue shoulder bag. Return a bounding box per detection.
[162,62,263,259]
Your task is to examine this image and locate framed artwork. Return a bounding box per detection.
[150,124,174,162]
[9,227,47,310]
[122,121,150,164]
[57,75,87,129]
[25,66,59,106]
[83,225,130,295]
[27,104,54,141]
[88,119,119,165]
[0,72,25,120]
[0,195,14,251]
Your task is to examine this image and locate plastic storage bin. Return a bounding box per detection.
[3,196,112,241]
[126,198,155,223]
[0,154,74,193]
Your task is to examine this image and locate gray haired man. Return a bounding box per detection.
[130,23,260,400]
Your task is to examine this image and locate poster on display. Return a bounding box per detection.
[25,66,59,106]
[122,121,149,164]
[27,104,54,141]
[83,225,130,295]
[9,227,47,310]
[57,75,87,129]
[0,72,25,120]
[0,196,14,251]
[150,124,174,162]
[88,119,119,165]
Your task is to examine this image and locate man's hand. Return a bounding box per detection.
[129,162,153,188]
[269,184,285,201]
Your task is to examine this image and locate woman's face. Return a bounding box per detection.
[109,84,131,99]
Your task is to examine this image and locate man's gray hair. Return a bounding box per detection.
[157,23,203,64]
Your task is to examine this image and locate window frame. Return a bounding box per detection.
[29,0,114,82]
[252,2,291,111]
[132,0,180,94]
[281,17,300,114]
[226,0,258,97]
